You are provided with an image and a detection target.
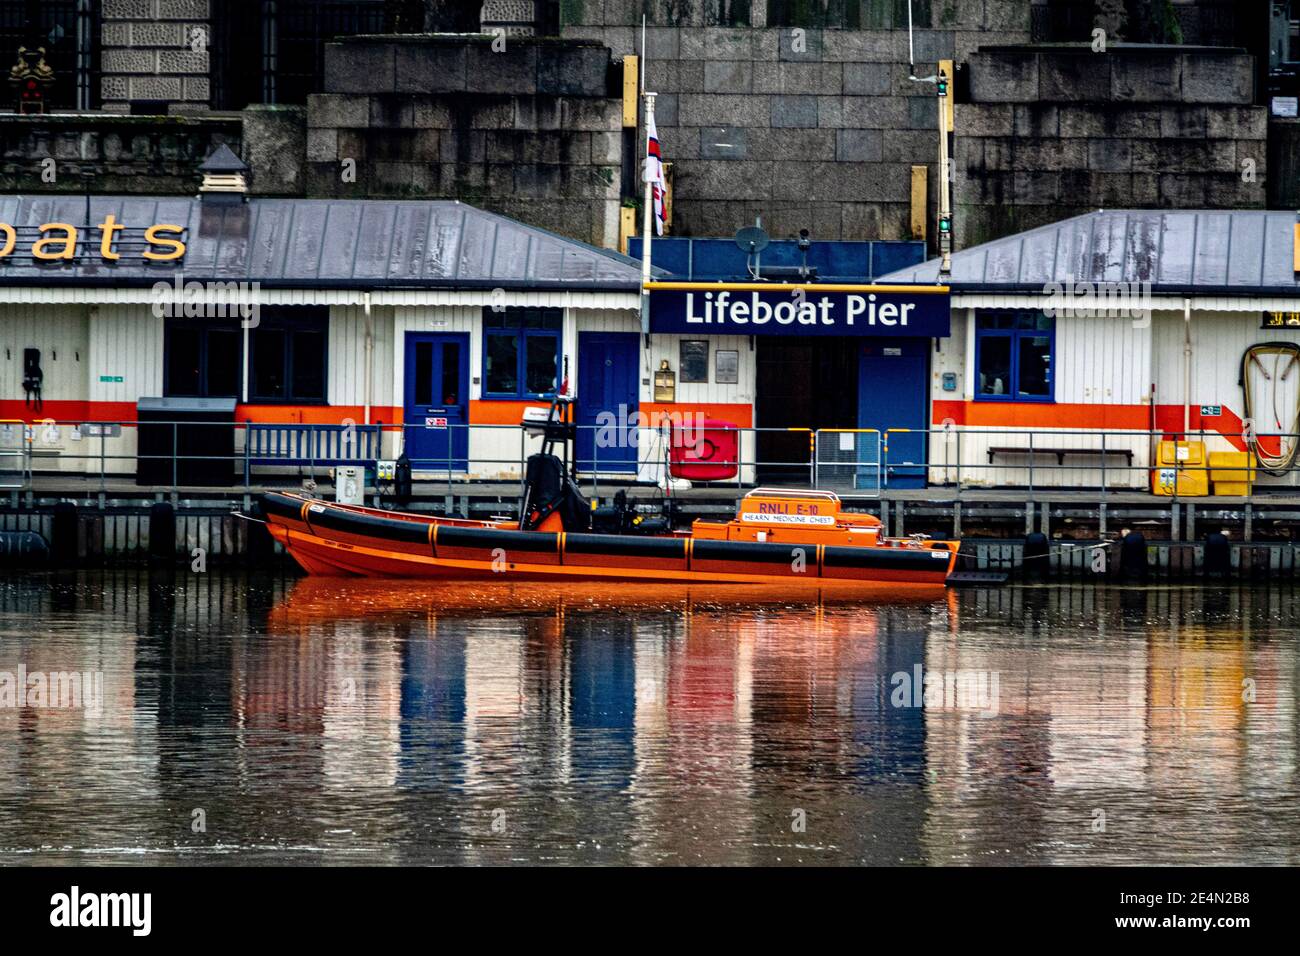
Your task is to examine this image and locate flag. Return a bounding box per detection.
[646,111,666,236]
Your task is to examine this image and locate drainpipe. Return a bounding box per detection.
[363,292,373,426]
[1182,297,1192,437]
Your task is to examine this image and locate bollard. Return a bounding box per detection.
[1022,532,1049,579]
[51,501,78,566]
[1120,531,1148,579]
[1203,531,1231,577]
[148,502,175,564]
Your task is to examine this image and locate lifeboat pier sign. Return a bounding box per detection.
[645,282,950,337]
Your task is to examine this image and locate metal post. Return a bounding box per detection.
[1100,429,1107,495]
[171,421,178,489]
[1028,428,1035,494]
[99,427,106,493]
[808,430,815,487]
[956,429,962,490]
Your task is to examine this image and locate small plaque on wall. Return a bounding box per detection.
[716,350,738,384]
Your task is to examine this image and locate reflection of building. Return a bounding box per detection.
[922,585,1300,864]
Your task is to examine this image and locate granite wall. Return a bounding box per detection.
[0,114,240,193]
[304,35,624,247]
[955,46,1269,246]
[559,0,1032,241]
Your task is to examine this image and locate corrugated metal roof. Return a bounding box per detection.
[877,210,1300,295]
[0,195,648,290]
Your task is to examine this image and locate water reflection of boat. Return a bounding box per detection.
[267,576,949,626]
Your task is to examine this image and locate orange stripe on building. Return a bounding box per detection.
[469,400,542,425]
[933,400,1266,455]
[643,403,753,428]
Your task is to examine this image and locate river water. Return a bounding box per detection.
[0,570,1296,865]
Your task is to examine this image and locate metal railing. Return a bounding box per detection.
[0,418,1292,500]
[0,419,29,490]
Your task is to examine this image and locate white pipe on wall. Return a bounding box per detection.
[363,292,373,426]
[1183,297,1192,436]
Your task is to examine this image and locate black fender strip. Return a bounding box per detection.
[563,534,688,559]
[435,525,560,554]
[692,539,808,565]
[306,504,433,546]
[261,493,308,522]
[822,545,951,572]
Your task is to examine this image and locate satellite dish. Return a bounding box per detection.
[734,226,770,255]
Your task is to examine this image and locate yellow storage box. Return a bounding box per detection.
[1213,481,1251,497]
[1151,440,1209,497]
[1208,451,1256,483]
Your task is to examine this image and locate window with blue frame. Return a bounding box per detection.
[975,310,1054,402]
[482,307,562,399]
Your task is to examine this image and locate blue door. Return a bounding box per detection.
[576,332,639,474]
[859,338,928,489]
[404,333,469,472]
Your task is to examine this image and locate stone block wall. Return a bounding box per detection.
[560,0,1032,241]
[101,0,211,113]
[0,114,239,192]
[305,35,623,247]
[955,46,1269,246]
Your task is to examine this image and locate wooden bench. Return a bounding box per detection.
[986,446,1134,466]
[244,422,382,478]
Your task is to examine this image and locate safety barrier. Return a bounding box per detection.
[813,429,882,496]
[1,417,1295,498]
[0,420,28,490]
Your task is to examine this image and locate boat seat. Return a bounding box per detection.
[520,453,591,532]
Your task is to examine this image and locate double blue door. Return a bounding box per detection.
[576,332,639,474]
[404,332,469,471]
[858,338,928,489]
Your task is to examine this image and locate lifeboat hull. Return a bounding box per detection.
[258,492,960,588]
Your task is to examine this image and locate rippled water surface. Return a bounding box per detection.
[1,571,1297,865]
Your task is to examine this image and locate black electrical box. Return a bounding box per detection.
[136,397,237,486]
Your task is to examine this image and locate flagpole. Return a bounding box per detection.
[639,13,652,336]
[641,90,657,337]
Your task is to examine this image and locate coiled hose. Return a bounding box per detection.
[1240,342,1300,476]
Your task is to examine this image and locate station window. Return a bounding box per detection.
[974,311,1054,402]
[482,308,562,399]
[249,312,328,403]
[165,320,240,398]
[163,309,328,402]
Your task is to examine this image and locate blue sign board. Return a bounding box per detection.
[647,285,950,337]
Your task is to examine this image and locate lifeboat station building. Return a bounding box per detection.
[4,191,1297,498]
[0,189,942,489]
[878,209,1300,493]
[0,192,655,485]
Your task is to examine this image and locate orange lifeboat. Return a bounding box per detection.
[257,486,960,588]
[253,396,961,588]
